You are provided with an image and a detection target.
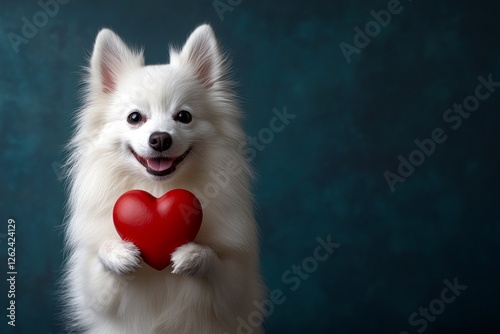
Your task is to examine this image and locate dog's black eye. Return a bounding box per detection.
[127,111,143,124]
[175,110,192,124]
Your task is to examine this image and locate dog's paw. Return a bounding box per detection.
[171,243,215,277]
[98,239,142,275]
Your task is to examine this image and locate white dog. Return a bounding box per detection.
[62,25,264,333]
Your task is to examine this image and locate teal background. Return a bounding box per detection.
[1,0,499,333]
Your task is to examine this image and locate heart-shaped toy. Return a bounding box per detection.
[113,189,203,270]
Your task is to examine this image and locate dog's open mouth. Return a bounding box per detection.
[131,146,192,177]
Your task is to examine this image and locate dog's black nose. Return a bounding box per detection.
[149,132,172,152]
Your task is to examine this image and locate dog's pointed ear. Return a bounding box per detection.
[90,29,144,94]
[175,25,223,88]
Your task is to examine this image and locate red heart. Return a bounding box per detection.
[113,189,203,270]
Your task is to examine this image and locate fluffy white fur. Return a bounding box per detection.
[62,25,264,333]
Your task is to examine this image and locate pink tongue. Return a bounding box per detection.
[147,158,173,172]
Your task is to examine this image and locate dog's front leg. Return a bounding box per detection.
[170,242,217,277]
[81,239,141,316]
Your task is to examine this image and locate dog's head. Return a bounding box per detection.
[84,25,236,180]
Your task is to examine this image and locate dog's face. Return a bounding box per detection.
[88,26,225,180]
[112,64,215,179]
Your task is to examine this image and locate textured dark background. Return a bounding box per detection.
[1,0,499,333]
